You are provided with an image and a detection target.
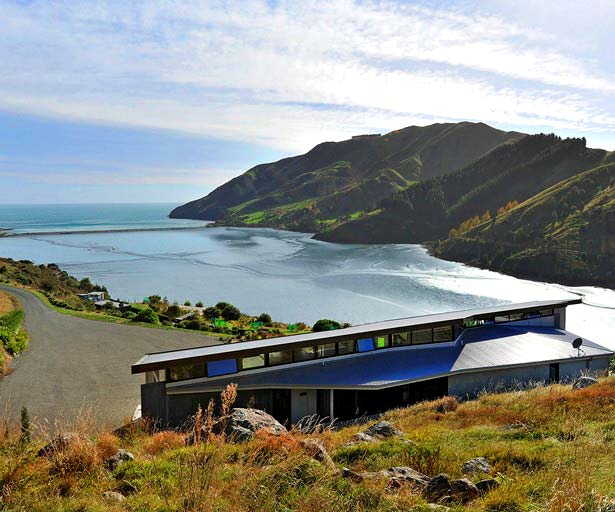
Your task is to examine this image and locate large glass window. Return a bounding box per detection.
[433,326,453,343]
[357,338,374,352]
[540,308,554,317]
[509,313,523,322]
[316,343,336,358]
[412,328,432,344]
[391,332,411,347]
[337,340,355,355]
[375,335,389,349]
[495,315,509,323]
[293,346,315,362]
[168,363,205,382]
[268,350,292,366]
[207,359,237,377]
[238,354,265,370]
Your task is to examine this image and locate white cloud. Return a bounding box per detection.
[1,0,615,152]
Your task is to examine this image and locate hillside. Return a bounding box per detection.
[170,122,524,232]
[1,378,614,511]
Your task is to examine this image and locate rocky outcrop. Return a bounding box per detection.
[213,408,288,443]
[363,421,403,439]
[450,478,480,503]
[572,376,598,390]
[462,457,492,475]
[105,449,134,471]
[425,474,451,502]
[475,478,499,495]
[300,439,336,470]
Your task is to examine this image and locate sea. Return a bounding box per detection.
[1,203,614,349]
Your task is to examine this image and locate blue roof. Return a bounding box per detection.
[167,325,613,392]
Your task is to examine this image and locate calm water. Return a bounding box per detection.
[1,204,614,349]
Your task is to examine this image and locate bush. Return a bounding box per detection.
[216,302,241,321]
[133,307,161,325]
[96,433,119,460]
[312,319,340,332]
[4,329,29,355]
[184,300,191,306]
[257,313,272,326]
[195,301,204,308]
[203,306,220,320]
[143,431,185,455]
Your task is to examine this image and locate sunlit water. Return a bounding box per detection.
[1,204,613,350]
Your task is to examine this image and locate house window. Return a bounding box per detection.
[207,359,237,377]
[357,338,374,352]
[509,313,523,321]
[293,346,315,362]
[540,309,554,317]
[268,350,292,366]
[412,328,432,344]
[168,363,205,382]
[375,335,389,349]
[495,315,509,323]
[337,340,355,355]
[391,332,411,346]
[433,326,453,343]
[238,354,265,370]
[316,343,336,358]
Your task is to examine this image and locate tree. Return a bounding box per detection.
[219,303,241,321]
[133,307,161,325]
[257,313,272,326]
[312,319,341,332]
[184,300,192,306]
[203,306,220,320]
[195,301,204,308]
[166,304,182,319]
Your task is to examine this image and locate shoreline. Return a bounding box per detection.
[0,224,212,238]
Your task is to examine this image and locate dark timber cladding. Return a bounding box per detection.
[132,299,580,373]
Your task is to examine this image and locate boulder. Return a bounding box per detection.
[363,421,403,439]
[102,491,126,503]
[352,432,375,443]
[462,457,492,475]
[572,376,598,390]
[37,432,91,457]
[300,439,336,470]
[424,473,451,501]
[475,478,499,495]
[450,478,480,503]
[213,408,288,442]
[381,466,430,489]
[105,449,135,471]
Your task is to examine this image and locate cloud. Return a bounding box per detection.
[1,0,614,152]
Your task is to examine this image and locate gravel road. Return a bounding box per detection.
[0,285,219,428]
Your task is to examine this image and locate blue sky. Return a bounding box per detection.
[1,0,615,204]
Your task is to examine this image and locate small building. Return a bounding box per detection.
[78,291,106,302]
[132,300,613,426]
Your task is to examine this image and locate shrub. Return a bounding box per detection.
[96,433,119,460]
[312,319,340,332]
[216,302,241,321]
[184,300,191,306]
[195,301,204,308]
[257,313,272,326]
[203,306,220,320]
[143,431,185,455]
[430,396,459,413]
[133,307,161,325]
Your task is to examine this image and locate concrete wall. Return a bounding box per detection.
[448,365,550,399]
[559,357,610,382]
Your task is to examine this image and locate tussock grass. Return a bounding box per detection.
[0,378,614,511]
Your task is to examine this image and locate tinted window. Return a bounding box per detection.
[268,350,292,366]
[239,354,265,370]
[391,332,411,346]
[412,328,432,344]
[495,315,509,323]
[357,338,374,352]
[207,359,237,377]
[375,335,389,349]
[316,343,336,358]
[293,346,315,362]
[168,363,205,382]
[337,340,355,354]
[433,326,453,342]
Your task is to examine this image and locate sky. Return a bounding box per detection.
[1,0,615,204]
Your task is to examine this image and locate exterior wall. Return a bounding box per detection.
[559,357,610,381]
[448,365,550,398]
[291,389,317,423]
[141,382,167,425]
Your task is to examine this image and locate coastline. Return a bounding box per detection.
[0,224,212,238]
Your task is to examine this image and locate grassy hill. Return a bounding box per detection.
[171,122,523,232]
[1,378,614,511]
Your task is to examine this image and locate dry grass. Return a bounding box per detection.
[0,291,18,316]
[0,378,614,511]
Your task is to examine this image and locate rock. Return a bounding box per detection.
[102,491,126,503]
[212,408,288,442]
[572,376,598,390]
[450,478,480,503]
[105,449,135,471]
[300,439,336,470]
[363,421,403,439]
[381,467,430,489]
[342,467,364,482]
[424,473,451,501]
[37,432,91,457]
[462,457,492,475]
[475,478,499,495]
[352,432,375,443]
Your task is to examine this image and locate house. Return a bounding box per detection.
[77,291,106,302]
[132,299,613,426]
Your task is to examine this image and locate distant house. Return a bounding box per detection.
[132,299,613,426]
[94,299,128,310]
[77,291,106,302]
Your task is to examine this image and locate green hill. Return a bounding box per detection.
[170,122,524,232]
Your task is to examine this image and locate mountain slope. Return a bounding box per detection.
[170,122,524,231]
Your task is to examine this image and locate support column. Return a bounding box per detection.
[329,389,335,421]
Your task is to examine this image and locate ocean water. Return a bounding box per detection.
[0,203,614,349]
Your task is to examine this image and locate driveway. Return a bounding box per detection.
[0,285,219,429]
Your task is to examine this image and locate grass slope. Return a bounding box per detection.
[171,122,523,232]
[1,378,614,511]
